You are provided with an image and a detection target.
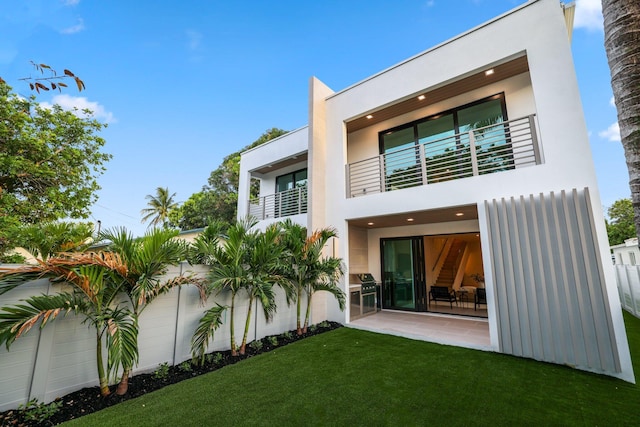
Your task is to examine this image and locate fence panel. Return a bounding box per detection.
[0,263,309,411]
[615,265,640,317]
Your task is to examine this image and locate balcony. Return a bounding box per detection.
[248,186,308,220]
[346,115,540,198]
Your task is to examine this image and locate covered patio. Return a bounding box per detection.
[348,310,491,351]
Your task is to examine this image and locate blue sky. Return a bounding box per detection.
[0,0,627,236]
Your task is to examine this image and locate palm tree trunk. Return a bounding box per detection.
[602,0,640,237]
[116,367,131,395]
[240,296,254,355]
[96,332,110,397]
[303,291,313,334]
[230,292,237,356]
[296,286,302,335]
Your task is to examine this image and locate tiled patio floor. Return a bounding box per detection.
[348,310,492,351]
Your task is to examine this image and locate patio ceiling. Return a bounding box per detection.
[346,55,530,133]
[252,152,308,175]
[348,204,478,229]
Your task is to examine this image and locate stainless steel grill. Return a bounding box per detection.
[349,273,379,320]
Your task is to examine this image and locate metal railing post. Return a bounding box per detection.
[379,154,386,193]
[261,196,266,220]
[469,130,479,176]
[529,114,541,164]
[298,187,302,214]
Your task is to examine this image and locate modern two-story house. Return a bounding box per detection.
[237,0,634,382]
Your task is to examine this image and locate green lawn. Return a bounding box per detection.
[66,312,640,426]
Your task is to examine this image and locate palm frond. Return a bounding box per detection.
[0,265,49,295]
[191,304,226,365]
[0,292,89,349]
[105,307,139,380]
[311,282,346,311]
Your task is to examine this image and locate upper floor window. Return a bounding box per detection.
[378,93,512,187]
[276,168,307,193]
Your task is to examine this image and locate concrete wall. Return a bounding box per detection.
[0,263,304,411]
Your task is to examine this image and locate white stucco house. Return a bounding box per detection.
[237,0,634,382]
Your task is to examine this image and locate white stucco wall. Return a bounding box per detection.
[237,126,309,220]
[346,72,536,164]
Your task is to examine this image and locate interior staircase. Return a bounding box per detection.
[434,239,466,288]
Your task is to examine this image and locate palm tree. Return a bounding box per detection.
[141,187,178,228]
[602,0,640,238]
[191,218,283,357]
[281,221,345,334]
[99,226,202,395]
[0,253,137,397]
[16,221,93,261]
[236,223,283,355]
[200,219,251,356]
[280,220,309,335]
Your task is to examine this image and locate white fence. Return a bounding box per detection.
[615,265,640,318]
[0,263,304,411]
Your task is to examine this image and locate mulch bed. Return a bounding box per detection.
[0,322,342,426]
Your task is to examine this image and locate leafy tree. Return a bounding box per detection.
[16,221,94,261]
[141,187,178,229]
[606,198,636,245]
[280,220,345,335]
[0,81,110,257]
[0,253,137,397]
[170,128,288,230]
[602,1,640,240]
[168,191,215,231]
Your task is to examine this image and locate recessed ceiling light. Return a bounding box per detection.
[407,218,414,222]
[485,69,495,76]
[418,95,426,100]
[367,222,374,226]
[456,212,464,216]
[366,115,373,119]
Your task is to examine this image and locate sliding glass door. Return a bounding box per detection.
[381,237,426,311]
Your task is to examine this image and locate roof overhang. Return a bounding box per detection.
[346,55,530,134]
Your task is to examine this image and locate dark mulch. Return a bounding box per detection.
[0,322,342,426]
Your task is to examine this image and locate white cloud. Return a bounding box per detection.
[599,122,621,142]
[574,0,603,31]
[610,96,616,107]
[61,18,85,34]
[41,94,116,124]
